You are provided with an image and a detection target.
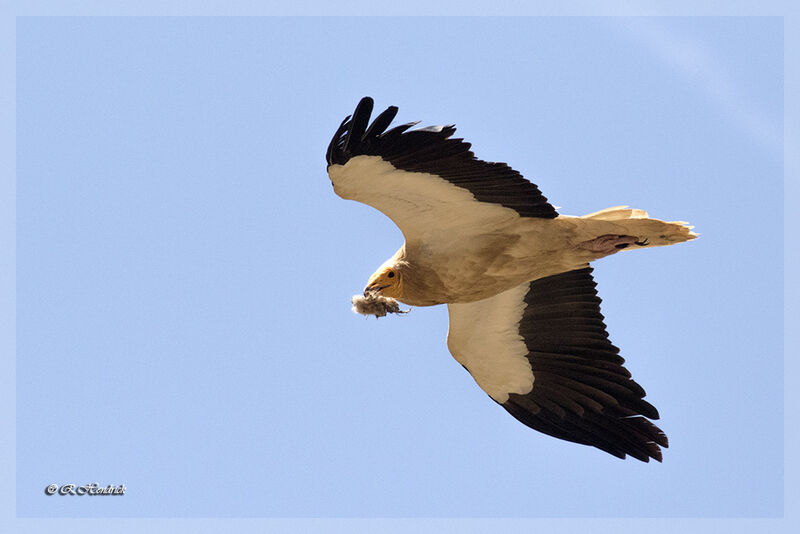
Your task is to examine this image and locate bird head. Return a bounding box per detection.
[364,265,403,299]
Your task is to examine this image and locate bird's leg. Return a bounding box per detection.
[578,234,643,256]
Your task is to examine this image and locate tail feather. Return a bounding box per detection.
[583,205,649,221]
[580,206,698,248]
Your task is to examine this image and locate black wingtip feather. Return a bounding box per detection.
[343,97,373,155]
[362,105,398,145]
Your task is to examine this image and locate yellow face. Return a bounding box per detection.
[364,266,403,299]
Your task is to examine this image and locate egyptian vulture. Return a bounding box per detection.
[326,97,695,462]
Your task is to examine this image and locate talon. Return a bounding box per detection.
[579,234,638,254]
[635,238,649,246]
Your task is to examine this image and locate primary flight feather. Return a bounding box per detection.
[326,97,696,462]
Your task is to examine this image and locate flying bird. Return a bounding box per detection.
[326,97,696,462]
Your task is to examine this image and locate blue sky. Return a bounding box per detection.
[4,3,797,534]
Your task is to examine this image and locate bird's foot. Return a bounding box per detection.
[579,234,644,254]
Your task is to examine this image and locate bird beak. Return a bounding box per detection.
[364,283,388,297]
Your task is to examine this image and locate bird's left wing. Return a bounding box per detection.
[446,267,668,462]
[326,97,557,247]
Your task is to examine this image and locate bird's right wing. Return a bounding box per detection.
[446,267,668,462]
[326,97,557,252]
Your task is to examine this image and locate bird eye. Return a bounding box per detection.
[387,271,395,278]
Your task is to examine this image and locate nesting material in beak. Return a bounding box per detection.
[351,294,408,318]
